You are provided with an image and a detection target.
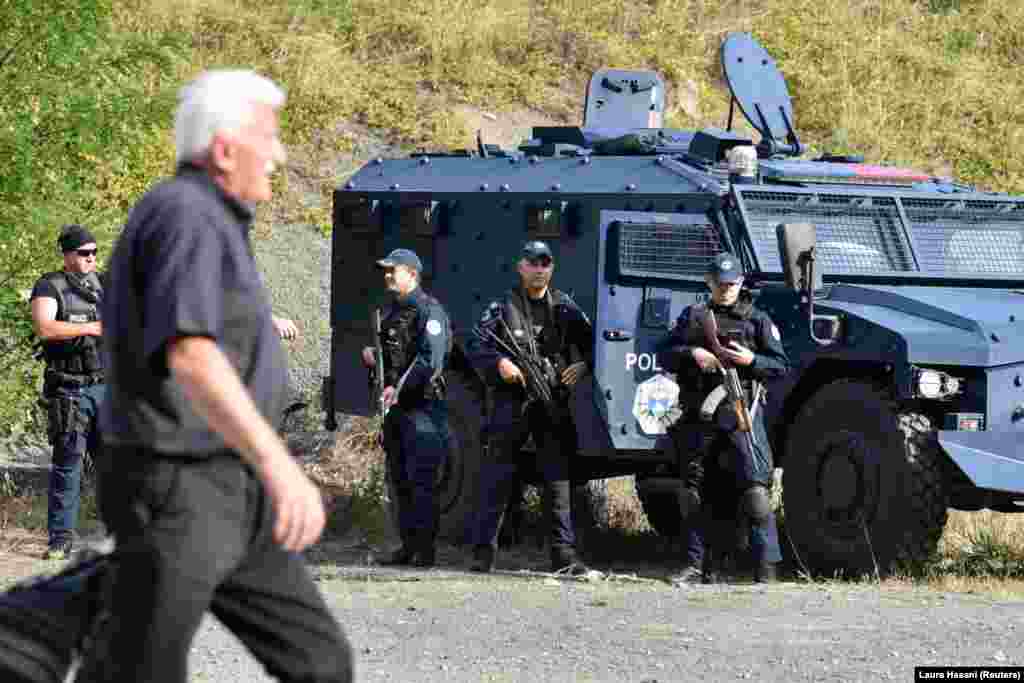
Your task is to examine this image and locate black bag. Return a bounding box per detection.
[0,553,111,683]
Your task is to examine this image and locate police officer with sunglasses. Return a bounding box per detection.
[30,224,106,560]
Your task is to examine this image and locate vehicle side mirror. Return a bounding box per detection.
[776,222,822,295]
[777,222,836,346]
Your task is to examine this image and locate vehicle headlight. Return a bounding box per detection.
[913,367,964,400]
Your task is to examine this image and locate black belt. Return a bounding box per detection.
[45,370,105,387]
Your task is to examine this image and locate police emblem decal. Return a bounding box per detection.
[631,374,683,435]
[426,319,442,335]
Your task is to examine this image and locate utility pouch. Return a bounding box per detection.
[45,398,69,446]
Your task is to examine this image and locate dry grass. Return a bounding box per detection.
[604,476,651,533]
[100,0,1024,239]
[934,510,1024,579]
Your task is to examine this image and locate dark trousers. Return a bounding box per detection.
[670,425,706,567]
[82,447,353,683]
[683,523,704,567]
[471,403,575,552]
[702,413,782,566]
[46,382,104,545]
[382,401,449,544]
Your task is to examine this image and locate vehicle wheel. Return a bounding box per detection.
[436,373,484,543]
[635,481,682,537]
[782,380,948,576]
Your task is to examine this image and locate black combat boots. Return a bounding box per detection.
[469,544,495,573]
[381,530,436,568]
[377,545,416,566]
[412,530,436,568]
[753,562,778,584]
[379,524,415,566]
[550,547,591,576]
[701,547,731,584]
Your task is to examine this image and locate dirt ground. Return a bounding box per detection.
[2,531,1022,683]
[197,540,1024,683]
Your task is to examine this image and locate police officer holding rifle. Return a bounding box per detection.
[361,248,452,567]
[466,240,594,575]
[658,253,789,583]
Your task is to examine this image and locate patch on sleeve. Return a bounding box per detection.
[426,319,443,336]
[771,324,781,341]
[480,302,501,324]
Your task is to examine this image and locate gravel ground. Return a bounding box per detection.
[184,559,1024,683]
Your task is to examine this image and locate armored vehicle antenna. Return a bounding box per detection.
[721,33,803,158]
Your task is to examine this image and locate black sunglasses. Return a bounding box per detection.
[525,256,553,267]
[76,248,98,257]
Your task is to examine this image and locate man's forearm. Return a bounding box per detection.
[168,336,287,468]
[34,319,99,342]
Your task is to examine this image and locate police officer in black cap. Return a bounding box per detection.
[658,252,789,583]
[466,240,594,575]
[29,224,106,560]
[361,248,452,567]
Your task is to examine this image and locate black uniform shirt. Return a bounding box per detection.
[381,287,450,402]
[527,296,549,339]
[31,277,61,303]
[99,164,288,455]
[468,286,593,389]
[657,297,789,383]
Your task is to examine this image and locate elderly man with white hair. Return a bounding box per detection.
[82,70,353,682]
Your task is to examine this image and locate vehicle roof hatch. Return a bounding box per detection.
[583,69,667,130]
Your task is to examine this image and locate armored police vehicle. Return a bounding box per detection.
[325,33,1024,575]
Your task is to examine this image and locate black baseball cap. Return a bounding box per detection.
[521,240,553,261]
[58,224,97,253]
[376,248,422,272]
[707,252,744,283]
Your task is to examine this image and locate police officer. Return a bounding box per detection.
[29,224,105,560]
[362,248,452,567]
[466,240,593,575]
[658,253,789,583]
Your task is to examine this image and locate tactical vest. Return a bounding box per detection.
[379,291,452,388]
[39,271,104,375]
[681,297,757,398]
[501,288,570,377]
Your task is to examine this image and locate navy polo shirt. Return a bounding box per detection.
[100,165,288,455]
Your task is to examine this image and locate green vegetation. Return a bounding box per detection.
[2,0,1023,435]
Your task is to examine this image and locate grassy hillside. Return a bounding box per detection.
[1,0,1022,432]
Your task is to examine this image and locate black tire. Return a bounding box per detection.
[436,374,484,543]
[635,482,682,537]
[782,380,948,576]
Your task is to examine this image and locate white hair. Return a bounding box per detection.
[174,70,286,165]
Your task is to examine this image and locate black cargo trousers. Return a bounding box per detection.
[80,447,353,683]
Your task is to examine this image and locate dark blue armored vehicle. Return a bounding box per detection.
[325,33,1024,575]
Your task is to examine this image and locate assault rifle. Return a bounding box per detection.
[369,308,418,418]
[370,309,387,417]
[477,318,566,421]
[702,309,758,456]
